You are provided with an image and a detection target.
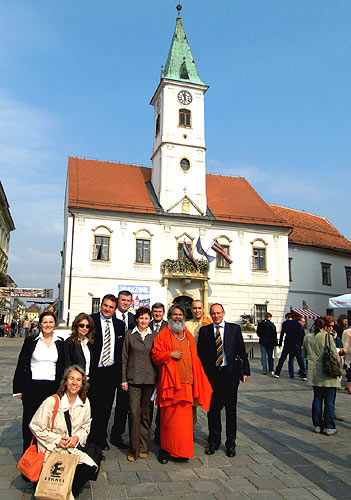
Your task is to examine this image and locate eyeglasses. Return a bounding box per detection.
[326,324,335,328]
[78,324,90,329]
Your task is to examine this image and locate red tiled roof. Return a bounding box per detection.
[68,157,289,228]
[270,204,351,254]
[68,157,155,214]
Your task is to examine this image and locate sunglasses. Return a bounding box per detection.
[326,324,335,328]
[78,323,90,329]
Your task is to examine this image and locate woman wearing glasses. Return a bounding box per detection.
[64,314,95,378]
[302,317,343,436]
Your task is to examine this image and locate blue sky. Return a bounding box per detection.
[1,0,350,295]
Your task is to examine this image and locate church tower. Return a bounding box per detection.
[150,4,208,216]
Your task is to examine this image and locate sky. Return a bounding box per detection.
[1,0,350,298]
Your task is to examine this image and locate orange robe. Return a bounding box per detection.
[151,325,212,458]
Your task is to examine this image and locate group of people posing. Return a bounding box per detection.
[257,311,351,436]
[13,291,250,495]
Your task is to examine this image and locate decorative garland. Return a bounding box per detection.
[161,258,209,275]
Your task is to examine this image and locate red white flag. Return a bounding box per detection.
[211,241,233,264]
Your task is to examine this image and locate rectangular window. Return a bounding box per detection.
[92,298,100,314]
[216,245,230,269]
[179,109,191,127]
[253,248,266,271]
[178,242,192,260]
[94,236,110,261]
[321,263,331,286]
[255,304,267,324]
[346,267,351,288]
[136,239,150,264]
[288,258,293,282]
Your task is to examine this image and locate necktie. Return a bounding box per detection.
[122,313,127,331]
[101,320,111,367]
[215,325,223,366]
[155,323,160,333]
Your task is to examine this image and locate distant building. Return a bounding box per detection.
[25,304,40,322]
[0,182,15,321]
[271,205,351,324]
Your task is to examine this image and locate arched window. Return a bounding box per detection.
[251,238,268,271]
[179,61,189,80]
[179,108,191,127]
[176,232,194,260]
[92,225,113,261]
[155,114,160,136]
[134,229,153,264]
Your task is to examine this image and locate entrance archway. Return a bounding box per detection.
[172,295,193,320]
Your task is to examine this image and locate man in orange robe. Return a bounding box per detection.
[151,304,212,464]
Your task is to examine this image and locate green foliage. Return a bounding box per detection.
[161,258,209,275]
[240,314,254,327]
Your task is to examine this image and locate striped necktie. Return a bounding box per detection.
[101,320,111,367]
[122,313,128,331]
[215,325,223,366]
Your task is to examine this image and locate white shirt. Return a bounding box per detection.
[213,321,227,367]
[116,309,129,330]
[98,313,116,367]
[61,393,84,417]
[81,337,91,376]
[31,332,61,380]
[131,326,152,341]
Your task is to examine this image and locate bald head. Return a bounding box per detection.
[191,300,205,320]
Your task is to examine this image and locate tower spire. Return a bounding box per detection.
[161,4,205,85]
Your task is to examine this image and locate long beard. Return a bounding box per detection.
[168,318,185,334]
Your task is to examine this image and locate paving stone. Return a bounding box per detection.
[119,460,150,471]
[188,479,226,494]
[91,483,113,499]
[165,469,198,481]
[247,492,285,500]
[126,482,161,497]
[107,484,128,499]
[181,494,215,500]
[279,487,322,500]
[137,470,169,483]
[273,472,316,489]
[249,475,286,490]
[306,488,337,500]
[106,471,139,484]
[222,466,256,478]
[221,477,257,492]
[158,481,194,495]
[193,467,228,480]
[100,458,121,472]
[214,491,251,500]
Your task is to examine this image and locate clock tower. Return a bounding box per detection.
[150,4,208,216]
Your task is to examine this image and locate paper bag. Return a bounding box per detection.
[35,452,79,500]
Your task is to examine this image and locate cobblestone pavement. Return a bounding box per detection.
[1,338,350,499]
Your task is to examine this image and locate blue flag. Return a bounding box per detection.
[196,237,215,263]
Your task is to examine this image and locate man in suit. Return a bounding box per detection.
[150,302,167,333]
[89,294,127,449]
[256,312,277,374]
[197,303,250,457]
[116,290,135,331]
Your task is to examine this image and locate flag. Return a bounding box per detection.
[183,242,199,270]
[211,240,233,264]
[196,237,215,263]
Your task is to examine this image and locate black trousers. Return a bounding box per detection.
[208,367,238,449]
[110,384,130,441]
[22,380,58,452]
[88,365,118,446]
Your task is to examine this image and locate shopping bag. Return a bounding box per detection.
[17,437,45,482]
[35,452,79,500]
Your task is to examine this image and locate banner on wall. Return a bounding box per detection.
[117,285,167,313]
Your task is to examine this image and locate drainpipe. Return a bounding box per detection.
[67,210,75,326]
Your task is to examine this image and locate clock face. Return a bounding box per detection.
[177,90,192,105]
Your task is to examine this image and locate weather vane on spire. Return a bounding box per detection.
[176,4,182,17]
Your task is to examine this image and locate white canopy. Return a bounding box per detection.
[328,293,351,309]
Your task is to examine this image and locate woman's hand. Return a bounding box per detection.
[170,351,183,360]
[58,435,79,448]
[121,382,128,391]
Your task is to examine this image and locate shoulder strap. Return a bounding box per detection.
[50,394,60,431]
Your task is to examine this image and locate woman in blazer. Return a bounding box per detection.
[64,313,95,378]
[13,311,64,453]
[121,307,157,462]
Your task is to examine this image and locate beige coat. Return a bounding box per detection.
[30,394,96,467]
[302,331,340,387]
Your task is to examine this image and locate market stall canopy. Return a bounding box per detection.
[291,308,322,319]
[328,293,351,309]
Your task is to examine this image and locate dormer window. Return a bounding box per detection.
[180,61,189,79]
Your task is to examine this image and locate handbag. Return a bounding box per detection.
[323,334,342,377]
[17,394,60,482]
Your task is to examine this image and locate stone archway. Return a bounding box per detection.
[172,295,193,320]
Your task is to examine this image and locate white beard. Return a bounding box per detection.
[168,318,185,334]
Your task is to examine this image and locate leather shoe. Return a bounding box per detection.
[158,449,169,464]
[110,437,129,449]
[226,448,236,457]
[205,446,216,455]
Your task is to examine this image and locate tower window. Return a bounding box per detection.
[155,114,160,136]
[180,158,190,171]
[180,61,189,80]
[179,108,191,127]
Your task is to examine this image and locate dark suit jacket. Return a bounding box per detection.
[279,320,304,347]
[197,322,250,388]
[13,334,65,394]
[90,313,126,380]
[64,336,94,374]
[150,319,168,333]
